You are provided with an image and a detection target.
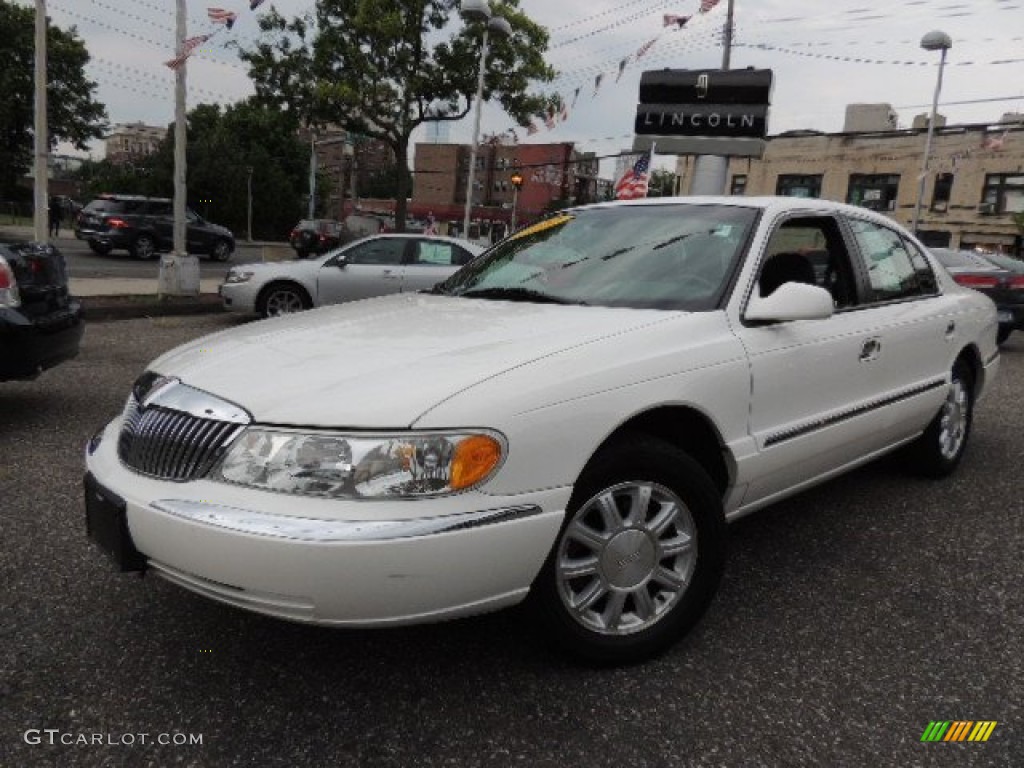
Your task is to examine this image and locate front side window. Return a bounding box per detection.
[982,173,1024,213]
[758,216,859,309]
[438,204,758,311]
[344,238,406,265]
[848,218,938,301]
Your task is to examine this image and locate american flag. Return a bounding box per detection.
[699,0,721,13]
[250,0,266,9]
[614,152,652,200]
[663,14,691,28]
[208,7,238,29]
[164,34,211,70]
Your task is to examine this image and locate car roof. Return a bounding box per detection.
[570,195,904,224]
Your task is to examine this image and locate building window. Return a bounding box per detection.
[931,173,954,212]
[729,175,747,196]
[776,174,822,198]
[847,174,900,212]
[982,173,1024,213]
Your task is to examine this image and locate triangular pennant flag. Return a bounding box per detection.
[615,57,629,82]
[571,87,580,109]
[636,38,659,58]
[208,8,238,29]
[593,73,604,97]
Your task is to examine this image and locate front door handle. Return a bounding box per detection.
[860,337,881,362]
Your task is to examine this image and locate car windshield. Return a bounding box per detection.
[438,204,757,311]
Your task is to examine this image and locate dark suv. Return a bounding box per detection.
[75,194,235,261]
[0,241,84,382]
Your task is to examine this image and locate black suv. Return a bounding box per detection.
[0,241,84,382]
[75,194,235,261]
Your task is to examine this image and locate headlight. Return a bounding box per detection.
[224,270,254,284]
[215,429,505,499]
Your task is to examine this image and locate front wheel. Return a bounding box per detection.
[88,241,112,256]
[211,239,233,262]
[257,282,311,318]
[901,359,974,477]
[531,436,727,664]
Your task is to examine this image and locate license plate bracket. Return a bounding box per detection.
[84,473,146,572]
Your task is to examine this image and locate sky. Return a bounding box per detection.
[35,0,1024,175]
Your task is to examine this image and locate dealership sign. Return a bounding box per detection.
[632,68,774,157]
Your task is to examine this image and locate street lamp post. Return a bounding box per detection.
[246,166,253,242]
[510,170,523,231]
[911,30,952,235]
[461,0,511,240]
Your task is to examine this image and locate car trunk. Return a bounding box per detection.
[2,243,75,320]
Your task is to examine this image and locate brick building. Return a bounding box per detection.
[412,141,601,234]
[675,113,1024,254]
[105,123,167,166]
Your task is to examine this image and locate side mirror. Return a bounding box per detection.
[745,282,834,323]
[332,253,348,268]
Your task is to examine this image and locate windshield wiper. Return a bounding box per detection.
[456,287,586,305]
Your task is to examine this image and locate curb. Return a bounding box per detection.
[82,293,226,322]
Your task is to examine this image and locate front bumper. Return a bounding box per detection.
[0,301,85,381]
[85,419,568,625]
[219,281,259,313]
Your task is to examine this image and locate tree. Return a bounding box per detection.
[649,169,677,198]
[0,2,107,199]
[238,0,555,230]
[71,99,313,240]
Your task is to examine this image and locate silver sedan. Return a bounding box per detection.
[220,234,485,318]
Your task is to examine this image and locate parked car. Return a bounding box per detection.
[75,194,235,261]
[1,241,84,381]
[85,197,998,664]
[289,219,346,258]
[220,234,484,318]
[930,247,1024,344]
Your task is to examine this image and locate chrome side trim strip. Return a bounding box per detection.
[764,378,946,448]
[151,500,543,542]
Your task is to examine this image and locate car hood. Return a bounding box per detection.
[149,293,678,427]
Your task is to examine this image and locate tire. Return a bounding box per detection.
[901,359,974,477]
[131,234,157,260]
[996,326,1012,345]
[531,435,727,665]
[88,241,112,256]
[211,239,233,262]
[257,282,312,318]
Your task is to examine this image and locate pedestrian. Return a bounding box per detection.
[49,196,62,238]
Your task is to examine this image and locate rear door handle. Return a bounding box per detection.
[860,337,881,362]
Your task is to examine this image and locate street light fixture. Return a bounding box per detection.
[509,169,523,231]
[461,0,512,239]
[911,29,952,235]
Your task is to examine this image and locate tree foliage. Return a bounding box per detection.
[72,99,312,240]
[238,0,555,230]
[0,1,107,198]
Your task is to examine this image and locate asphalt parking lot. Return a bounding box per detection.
[2,313,1021,767]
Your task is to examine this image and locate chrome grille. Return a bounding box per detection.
[118,376,250,481]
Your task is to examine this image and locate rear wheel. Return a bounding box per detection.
[131,234,157,260]
[901,359,974,477]
[257,282,312,318]
[531,436,727,664]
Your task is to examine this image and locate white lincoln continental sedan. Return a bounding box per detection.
[85,197,999,663]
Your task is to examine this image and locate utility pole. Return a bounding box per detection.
[246,166,253,242]
[689,0,736,196]
[308,134,317,218]
[33,0,48,243]
[160,0,198,297]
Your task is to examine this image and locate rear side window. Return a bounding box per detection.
[85,199,126,214]
[848,218,938,302]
